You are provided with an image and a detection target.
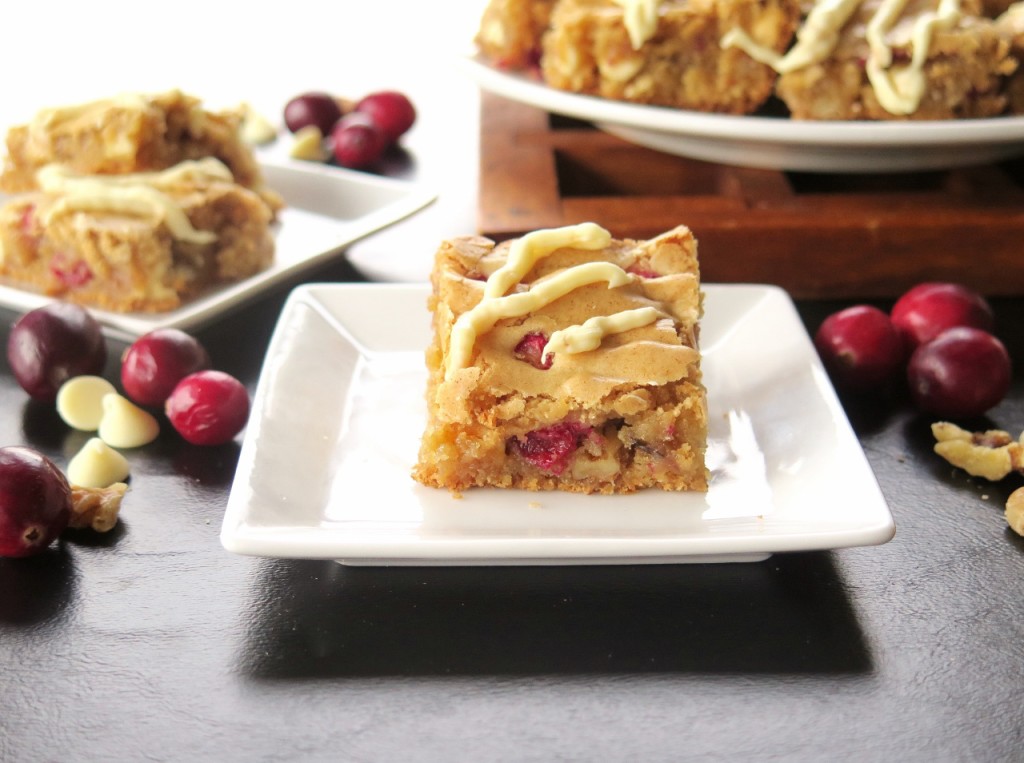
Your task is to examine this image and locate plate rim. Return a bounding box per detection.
[220,281,896,566]
[455,54,1024,147]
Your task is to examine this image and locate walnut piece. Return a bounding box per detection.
[931,422,1024,481]
[69,482,128,532]
[1005,487,1024,536]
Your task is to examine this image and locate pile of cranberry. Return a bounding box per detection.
[813,282,1011,419]
[0,303,250,558]
[283,90,416,169]
[7,302,248,444]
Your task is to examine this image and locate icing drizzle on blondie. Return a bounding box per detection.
[721,0,964,115]
[541,306,663,363]
[446,223,674,377]
[35,158,232,245]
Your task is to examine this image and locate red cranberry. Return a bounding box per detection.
[0,446,72,558]
[49,257,94,289]
[7,302,107,402]
[813,305,904,391]
[907,327,1011,419]
[121,328,211,407]
[283,92,343,135]
[331,113,387,169]
[18,205,36,237]
[355,90,416,143]
[514,332,553,370]
[890,282,994,351]
[165,370,250,446]
[509,421,592,475]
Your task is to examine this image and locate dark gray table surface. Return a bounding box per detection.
[1,257,1022,762]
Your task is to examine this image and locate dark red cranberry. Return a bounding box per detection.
[165,370,250,446]
[514,332,553,370]
[50,258,94,289]
[354,91,416,143]
[0,446,72,558]
[330,113,387,169]
[509,421,592,475]
[7,302,107,402]
[121,328,211,407]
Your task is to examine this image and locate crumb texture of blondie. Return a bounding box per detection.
[413,223,708,495]
[541,0,801,113]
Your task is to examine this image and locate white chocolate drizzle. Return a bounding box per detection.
[446,260,635,376]
[485,221,611,298]
[865,0,961,114]
[721,0,964,115]
[542,307,663,363]
[721,0,863,73]
[34,158,232,244]
[610,0,662,49]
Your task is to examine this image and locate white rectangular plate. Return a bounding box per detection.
[221,283,895,565]
[0,161,435,337]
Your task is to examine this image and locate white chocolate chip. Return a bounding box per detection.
[1007,487,1024,536]
[68,437,130,488]
[97,393,160,448]
[288,125,329,162]
[56,375,117,431]
[239,102,278,145]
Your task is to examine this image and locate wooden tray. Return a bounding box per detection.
[478,92,1024,299]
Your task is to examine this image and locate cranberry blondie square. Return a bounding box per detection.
[413,223,708,495]
[0,158,275,313]
[0,90,278,207]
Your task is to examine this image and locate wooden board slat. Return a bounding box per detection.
[477,92,1024,298]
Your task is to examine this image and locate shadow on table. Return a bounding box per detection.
[0,546,77,628]
[237,551,872,679]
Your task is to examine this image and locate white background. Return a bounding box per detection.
[0,1,491,281]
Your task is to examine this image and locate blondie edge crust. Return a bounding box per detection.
[413,223,708,495]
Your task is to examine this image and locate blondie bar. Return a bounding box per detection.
[0,90,278,207]
[748,0,1018,119]
[540,0,802,113]
[413,222,707,495]
[0,158,275,313]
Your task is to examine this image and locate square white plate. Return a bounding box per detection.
[0,161,435,337]
[221,283,895,565]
